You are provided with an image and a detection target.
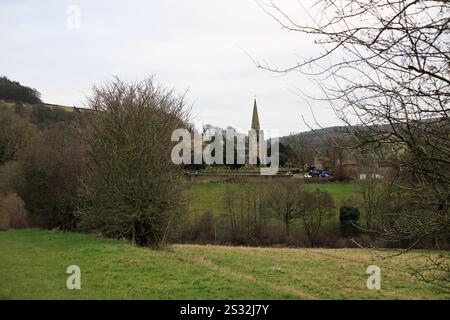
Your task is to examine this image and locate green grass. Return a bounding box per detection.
[0,229,448,299]
[186,182,361,220]
[304,182,361,204]
[186,183,250,219]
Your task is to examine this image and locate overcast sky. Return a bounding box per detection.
[0,0,341,136]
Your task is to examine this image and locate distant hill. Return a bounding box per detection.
[0,75,93,119]
[0,75,93,128]
[279,125,356,151]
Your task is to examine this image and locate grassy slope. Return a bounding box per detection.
[0,99,82,113]
[0,230,447,299]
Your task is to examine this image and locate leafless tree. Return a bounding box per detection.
[265,181,335,246]
[78,77,190,248]
[300,189,335,247]
[0,107,35,164]
[223,188,239,238]
[284,133,313,171]
[257,0,449,288]
[223,186,267,244]
[265,181,301,238]
[17,125,84,230]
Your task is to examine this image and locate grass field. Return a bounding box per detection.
[0,229,447,299]
[186,182,361,219]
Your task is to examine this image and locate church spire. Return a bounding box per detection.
[251,98,260,130]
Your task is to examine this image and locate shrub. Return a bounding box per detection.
[339,206,360,237]
[0,193,28,230]
[16,126,84,230]
[0,108,35,164]
[77,77,190,248]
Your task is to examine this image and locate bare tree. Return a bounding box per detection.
[257,0,449,288]
[17,125,84,230]
[223,188,239,239]
[222,186,267,244]
[284,133,314,171]
[300,189,335,247]
[0,107,35,164]
[78,77,190,248]
[264,182,335,246]
[265,181,301,239]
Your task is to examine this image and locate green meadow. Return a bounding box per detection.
[186,182,361,219]
[0,229,447,299]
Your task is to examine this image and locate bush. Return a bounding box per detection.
[188,211,217,243]
[0,108,35,164]
[0,193,28,230]
[77,77,190,248]
[30,104,76,126]
[339,206,360,237]
[16,126,84,230]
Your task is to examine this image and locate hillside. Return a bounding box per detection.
[0,99,90,113]
[0,99,92,130]
[0,230,447,299]
[279,126,356,151]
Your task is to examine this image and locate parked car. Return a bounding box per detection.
[319,171,332,178]
[309,170,320,177]
[303,173,312,178]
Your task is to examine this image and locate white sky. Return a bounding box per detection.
[0,0,341,136]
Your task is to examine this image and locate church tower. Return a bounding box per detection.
[251,98,260,131]
[248,98,262,166]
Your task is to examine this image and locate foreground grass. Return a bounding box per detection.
[0,230,447,299]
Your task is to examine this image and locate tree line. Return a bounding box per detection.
[0,76,41,104]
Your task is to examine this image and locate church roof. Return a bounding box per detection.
[251,99,260,130]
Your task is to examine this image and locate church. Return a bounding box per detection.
[251,98,260,132]
[247,98,263,166]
